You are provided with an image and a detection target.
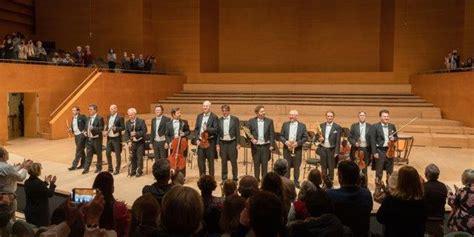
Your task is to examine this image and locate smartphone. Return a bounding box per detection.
[71,188,98,204]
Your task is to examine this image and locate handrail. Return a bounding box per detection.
[416,66,473,75]
[49,67,99,118]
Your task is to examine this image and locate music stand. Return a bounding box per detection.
[239,135,253,175]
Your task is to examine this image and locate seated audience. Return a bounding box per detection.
[447,169,474,235]
[142,158,174,204]
[327,160,373,237]
[3,37,14,59]
[83,45,94,67]
[159,185,204,236]
[222,180,237,197]
[307,168,323,190]
[62,53,75,65]
[0,194,14,236]
[51,52,62,64]
[17,40,27,60]
[462,57,473,69]
[24,162,56,227]
[261,172,290,218]
[73,46,83,64]
[238,175,259,199]
[92,172,130,237]
[121,52,131,71]
[220,194,246,237]
[287,181,317,223]
[273,159,297,202]
[136,54,145,70]
[423,163,448,237]
[107,49,117,70]
[25,40,35,60]
[0,147,31,213]
[130,53,137,70]
[129,193,160,237]
[198,175,224,236]
[376,166,426,237]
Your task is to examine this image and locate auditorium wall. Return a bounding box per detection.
[0,0,35,37]
[464,0,474,58]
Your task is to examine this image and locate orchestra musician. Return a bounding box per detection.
[103,104,125,175]
[124,108,147,177]
[68,106,87,171]
[371,109,398,184]
[194,101,218,177]
[82,104,105,174]
[165,108,191,177]
[348,111,372,187]
[316,110,341,186]
[279,110,308,188]
[217,104,241,183]
[150,105,171,161]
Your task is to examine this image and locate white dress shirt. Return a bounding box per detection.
[88,115,98,138]
[382,123,389,147]
[154,116,165,142]
[289,121,298,141]
[359,123,367,147]
[323,123,333,148]
[72,115,81,135]
[108,114,118,137]
[200,113,210,134]
[257,119,266,144]
[173,119,180,136]
[222,116,232,141]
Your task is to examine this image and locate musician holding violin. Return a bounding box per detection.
[124,108,147,177]
[371,109,398,185]
[348,111,372,187]
[194,100,219,177]
[165,108,190,177]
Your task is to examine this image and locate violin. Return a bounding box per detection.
[199,130,210,149]
[386,130,396,159]
[355,147,366,170]
[168,126,187,173]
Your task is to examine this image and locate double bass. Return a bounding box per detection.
[168,122,187,173]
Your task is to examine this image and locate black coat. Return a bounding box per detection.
[24,176,56,227]
[280,121,308,150]
[150,116,171,141]
[217,115,241,143]
[104,114,125,138]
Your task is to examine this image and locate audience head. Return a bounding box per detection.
[461,169,474,186]
[76,46,82,52]
[92,172,114,200]
[197,175,217,197]
[337,160,360,186]
[298,181,317,201]
[108,49,114,54]
[394,166,423,200]
[273,159,288,177]
[152,158,171,184]
[424,163,441,181]
[307,168,322,188]
[161,185,203,235]
[171,170,185,185]
[305,189,334,217]
[0,147,8,161]
[222,180,237,197]
[238,175,259,199]
[220,194,246,233]
[27,162,42,177]
[248,191,283,237]
[261,172,285,201]
[131,193,160,227]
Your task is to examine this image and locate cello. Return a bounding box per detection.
[168,122,187,174]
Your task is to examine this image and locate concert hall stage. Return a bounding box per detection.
[6,137,473,209]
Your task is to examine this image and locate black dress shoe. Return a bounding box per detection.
[82,170,89,174]
[113,171,119,175]
[68,167,76,171]
[77,165,84,169]
[130,173,136,177]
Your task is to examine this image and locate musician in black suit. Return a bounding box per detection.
[150,105,171,160]
[316,110,341,185]
[348,111,372,187]
[371,109,398,184]
[68,106,87,170]
[103,104,125,175]
[247,105,275,182]
[124,108,147,177]
[217,105,241,183]
[194,101,219,177]
[280,110,308,188]
[165,108,191,177]
[82,104,105,174]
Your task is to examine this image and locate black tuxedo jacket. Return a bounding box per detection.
[150,116,171,141]
[371,122,398,154]
[165,119,191,144]
[194,112,219,140]
[70,114,87,133]
[86,114,104,138]
[248,117,275,147]
[124,118,147,142]
[104,114,125,137]
[280,121,308,149]
[318,122,341,154]
[348,123,372,147]
[217,115,241,143]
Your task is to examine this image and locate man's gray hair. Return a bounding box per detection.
[462,169,474,185]
[425,163,440,181]
[273,159,288,176]
[298,181,317,200]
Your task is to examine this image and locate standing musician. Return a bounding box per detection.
[165,108,191,177]
[316,110,341,186]
[279,110,308,188]
[247,105,275,182]
[348,111,372,187]
[217,104,241,183]
[124,108,147,177]
[103,104,124,175]
[82,104,104,174]
[150,105,171,161]
[194,100,218,177]
[371,109,398,184]
[68,106,87,171]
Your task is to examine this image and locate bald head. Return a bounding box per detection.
[110,104,117,115]
[202,100,211,113]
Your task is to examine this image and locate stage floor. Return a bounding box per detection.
[4,138,474,208]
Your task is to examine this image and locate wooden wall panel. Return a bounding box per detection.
[0,0,35,37]
[379,0,395,71]
[200,0,219,72]
[410,71,474,127]
[464,0,474,58]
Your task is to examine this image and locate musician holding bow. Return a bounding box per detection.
[124,108,147,177]
[316,110,341,186]
[348,111,372,187]
[103,104,124,175]
[194,100,218,177]
[165,108,190,177]
[371,109,398,185]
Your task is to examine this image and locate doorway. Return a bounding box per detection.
[7,92,39,139]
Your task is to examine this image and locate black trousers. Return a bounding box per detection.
[283,147,303,184]
[84,138,103,172]
[72,134,86,168]
[251,144,270,182]
[220,140,238,181]
[318,146,336,181]
[106,136,122,172]
[197,139,217,177]
[152,140,168,160]
[130,141,145,175]
[375,147,393,181]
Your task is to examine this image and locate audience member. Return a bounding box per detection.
[3,37,14,59]
[307,168,323,190]
[198,175,224,237]
[238,175,259,199]
[25,40,35,60]
[287,180,317,223]
[0,194,14,236]
[0,147,31,213]
[129,193,160,237]
[376,165,426,237]
[121,52,131,71]
[423,163,448,237]
[220,194,246,237]
[136,54,145,70]
[73,46,83,64]
[62,53,75,65]
[51,52,62,64]
[273,159,297,202]
[222,180,237,197]
[107,49,117,70]
[447,169,474,235]
[261,172,290,218]
[142,158,174,204]
[327,160,373,237]
[463,57,473,69]
[17,40,27,60]
[159,185,204,236]
[35,41,47,61]
[92,172,130,237]
[24,162,56,227]
[130,53,137,70]
[83,45,94,67]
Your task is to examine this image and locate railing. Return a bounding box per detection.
[417,66,473,75]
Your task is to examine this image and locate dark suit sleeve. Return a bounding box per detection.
[235,117,241,144]
[280,123,287,145]
[150,118,156,140]
[183,121,191,137]
[207,114,218,136]
[114,117,125,133]
[334,125,341,155]
[391,124,398,141]
[79,115,87,132]
[348,124,357,146]
[124,122,131,142]
[194,115,201,139]
[136,119,147,138]
[269,119,276,147]
[370,125,378,155]
[299,124,308,147]
[165,122,172,144]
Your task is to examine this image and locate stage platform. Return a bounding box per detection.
[4,138,473,210]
